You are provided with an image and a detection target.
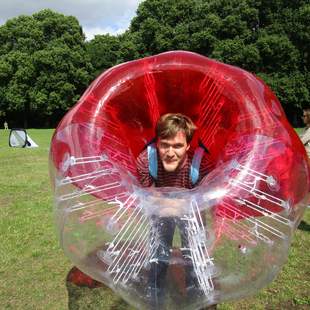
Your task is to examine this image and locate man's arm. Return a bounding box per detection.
[136,149,154,187]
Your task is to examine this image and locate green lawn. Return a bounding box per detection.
[0,129,309,309]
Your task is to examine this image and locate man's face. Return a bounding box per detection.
[302,110,310,126]
[157,131,190,172]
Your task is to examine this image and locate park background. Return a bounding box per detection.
[0,0,309,309]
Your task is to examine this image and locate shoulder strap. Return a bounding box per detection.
[147,143,158,179]
[190,140,210,185]
[190,146,205,185]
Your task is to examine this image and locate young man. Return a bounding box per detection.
[301,108,310,159]
[136,113,215,309]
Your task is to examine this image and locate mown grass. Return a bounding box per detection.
[0,129,309,310]
[0,129,72,309]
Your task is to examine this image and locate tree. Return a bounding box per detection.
[86,34,121,78]
[123,0,310,117]
[0,9,93,127]
[128,0,261,57]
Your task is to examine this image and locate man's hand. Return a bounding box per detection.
[146,196,187,217]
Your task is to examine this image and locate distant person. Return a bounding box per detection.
[301,108,310,208]
[4,121,8,130]
[300,108,310,158]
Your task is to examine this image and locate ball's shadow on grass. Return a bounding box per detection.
[64,245,195,310]
[65,253,218,310]
[297,220,310,232]
[66,267,129,310]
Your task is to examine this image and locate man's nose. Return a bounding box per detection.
[167,147,174,156]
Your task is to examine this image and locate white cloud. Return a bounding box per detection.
[0,0,143,39]
[84,26,126,40]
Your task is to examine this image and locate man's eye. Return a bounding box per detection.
[160,143,169,148]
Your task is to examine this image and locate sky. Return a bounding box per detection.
[0,0,144,40]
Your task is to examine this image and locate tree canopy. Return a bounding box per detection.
[122,0,309,121]
[0,9,93,127]
[0,1,309,127]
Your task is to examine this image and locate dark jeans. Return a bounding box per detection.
[148,217,197,302]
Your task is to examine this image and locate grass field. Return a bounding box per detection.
[0,129,309,310]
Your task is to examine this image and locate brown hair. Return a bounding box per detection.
[303,108,310,115]
[155,113,197,143]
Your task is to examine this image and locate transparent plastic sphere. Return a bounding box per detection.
[49,51,309,309]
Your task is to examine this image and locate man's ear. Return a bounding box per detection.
[186,144,190,151]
